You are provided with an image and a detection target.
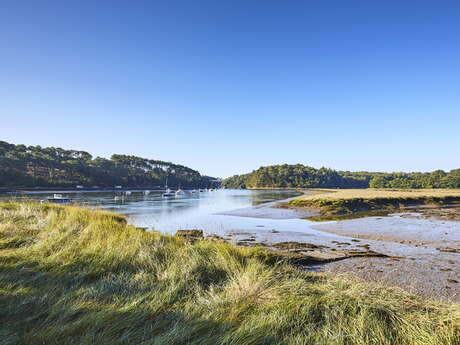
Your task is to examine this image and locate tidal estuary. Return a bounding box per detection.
[2,188,459,301]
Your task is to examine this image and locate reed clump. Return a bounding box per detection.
[1,202,459,345]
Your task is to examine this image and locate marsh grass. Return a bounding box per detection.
[0,202,459,344]
[290,189,460,217]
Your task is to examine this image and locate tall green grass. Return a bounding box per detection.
[1,202,459,345]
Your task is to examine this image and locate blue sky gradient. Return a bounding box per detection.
[1,1,459,177]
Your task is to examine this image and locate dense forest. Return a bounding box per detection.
[0,141,219,189]
[223,164,460,189]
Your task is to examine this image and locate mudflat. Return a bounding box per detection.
[308,210,460,301]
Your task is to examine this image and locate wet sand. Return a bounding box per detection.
[312,255,459,301]
[215,192,317,219]
[402,205,460,222]
[311,213,460,250]
[215,198,318,219]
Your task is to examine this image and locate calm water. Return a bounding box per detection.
[2,189,307,234]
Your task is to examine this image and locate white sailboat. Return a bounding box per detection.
[162,177,175,198]
[162,187,175,198]
[175,187,186,197]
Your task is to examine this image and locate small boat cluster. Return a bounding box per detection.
[112,188,218,201]
[39,188,219,205]
[162,188,216,198]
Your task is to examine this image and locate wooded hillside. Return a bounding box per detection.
[223,164,460,189]
[0,141,217,188]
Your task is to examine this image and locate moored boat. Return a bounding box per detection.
[41,194,72,204]
[175,189,186,197]
[162,188,175,198]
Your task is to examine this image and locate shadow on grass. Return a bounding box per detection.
[0,262,288,345]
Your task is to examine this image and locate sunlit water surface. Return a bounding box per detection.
[2,189,326,237]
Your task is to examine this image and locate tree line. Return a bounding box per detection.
[0,141,218,188]
[222,164,460,189]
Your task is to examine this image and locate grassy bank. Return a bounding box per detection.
[1,202,459,344]
[289,189,460,219]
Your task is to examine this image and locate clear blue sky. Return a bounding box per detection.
[1,1,459,177]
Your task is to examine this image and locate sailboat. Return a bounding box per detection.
[175,185,186,197]
[162,187,175,198]
[162,177,175,198]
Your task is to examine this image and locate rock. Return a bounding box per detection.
[175,229,204,240]
[437,247,460,253]
[205,234,227,242]
[356,244,371,249]
[331,241,351,246]
[272,242,324,250]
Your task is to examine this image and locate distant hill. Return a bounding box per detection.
[0,141,219,189]
[223,164,460,189]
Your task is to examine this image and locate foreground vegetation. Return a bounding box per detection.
[0,140,218,188]
[289,189,460,218]
[1,203,459,344]
[223,164,460,189]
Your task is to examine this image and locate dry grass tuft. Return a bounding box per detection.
[0,201,459,344]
